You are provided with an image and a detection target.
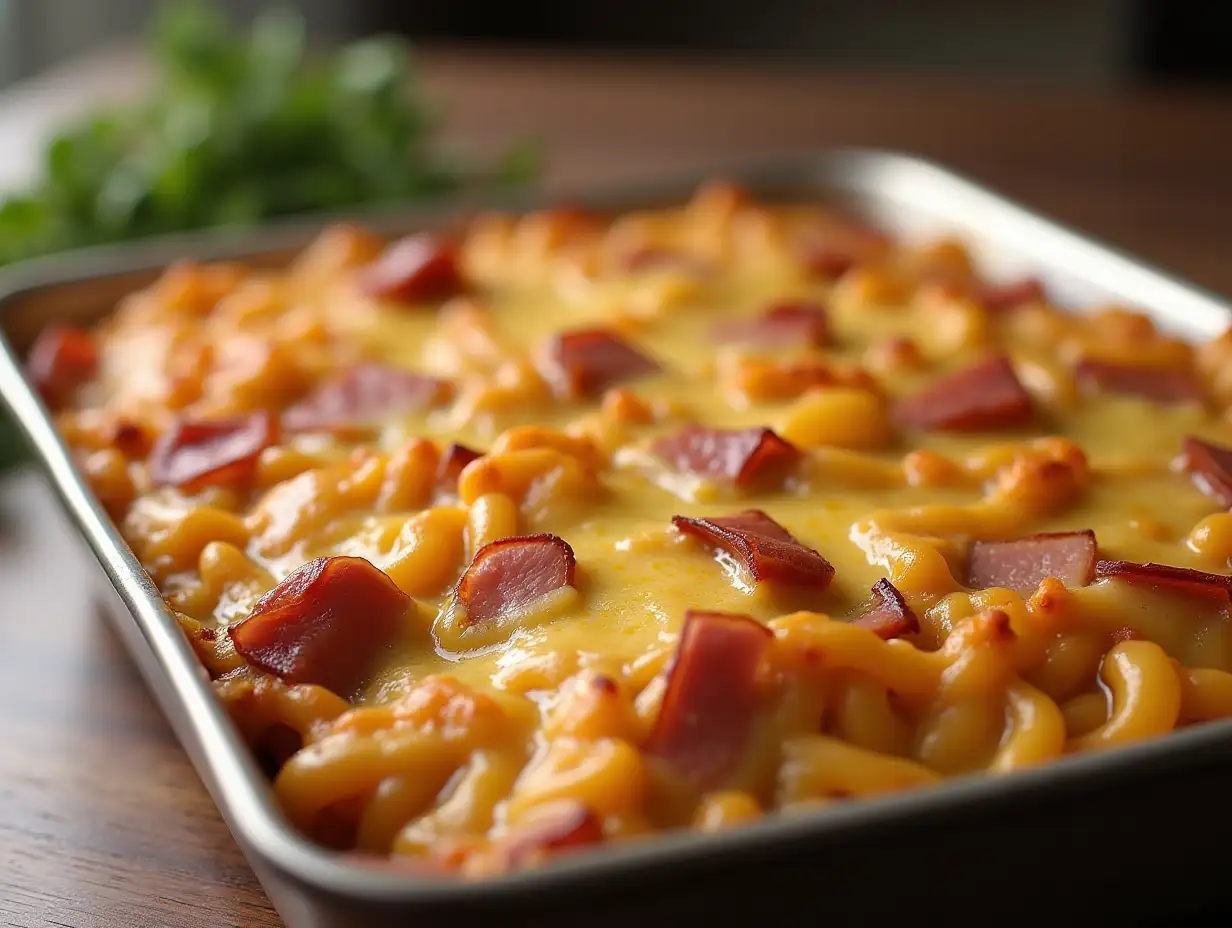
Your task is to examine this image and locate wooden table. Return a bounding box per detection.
[2,44,1232,928]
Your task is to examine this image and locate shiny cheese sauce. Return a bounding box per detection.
[49,182,1232,873]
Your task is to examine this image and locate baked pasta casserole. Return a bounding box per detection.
[32,182,1232,877]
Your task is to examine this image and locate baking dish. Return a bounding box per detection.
[2,148,1230,927]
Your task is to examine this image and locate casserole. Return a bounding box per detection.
[2,149,1231,925]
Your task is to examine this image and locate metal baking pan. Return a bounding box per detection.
[2,149,1230,927]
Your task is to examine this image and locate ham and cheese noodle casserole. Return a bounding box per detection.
[32,182,1232,877]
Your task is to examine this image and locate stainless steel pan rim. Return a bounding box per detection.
[1,145,1229,908]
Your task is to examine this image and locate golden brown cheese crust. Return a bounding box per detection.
[43,181,1232,877]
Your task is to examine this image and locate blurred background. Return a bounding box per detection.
[1,0,1229,90]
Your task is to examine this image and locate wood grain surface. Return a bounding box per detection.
[2,44,1232,928]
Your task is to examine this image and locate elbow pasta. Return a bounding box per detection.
[42,182,1232,879]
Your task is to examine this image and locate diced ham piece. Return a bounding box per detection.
[454,534,576,626]
[148,411,277,490]
[26,324,98,407]
[652,426,800,488]
[283,363,452,434]
[645,610,772,790]
[1095,559,1232,603]
[111,419,154,459]
[437,442,483,491]
[976,277,1047,313]
[229,556,410,695]
[713,301,828,349]
[853,578,919,640]
[798,223,890,280]
[497,801,603,868]
[1074,359,1202,406]
[966,531,1098,596]
[1180,436,1232,509]
[672,510,835,591]
[805,249,858,280]
[541,328,659,398]
[893,355,1033,432]
[357,233,465,303]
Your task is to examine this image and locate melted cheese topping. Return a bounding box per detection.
[54,182,1232,875]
